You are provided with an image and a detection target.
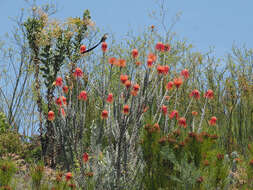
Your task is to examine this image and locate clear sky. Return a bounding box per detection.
[1,0,253,57]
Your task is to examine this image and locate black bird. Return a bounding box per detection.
[81,33,108,54]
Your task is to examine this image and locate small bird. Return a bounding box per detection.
[81,33,108,54]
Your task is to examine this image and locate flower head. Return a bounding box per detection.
[65,172,72,181]
[74,67,83,78]
[80,45,86,54]
[62,86,68,94]
[209,116,217,126]
[147,58,153,68]
[190,89,200,99]
[101,110,108,119]
[48,111,55,121]
[181,69,189,80]
[106,93,114,103]
[166,81,174,90]
[192,111,198,116]
[148,53,157,62]
[161,105,167,115]
[164,44,171,52]
[55,77,63,87]
[169,110,179,119]
[123,105,130,114]
[124,80,131,88]
[132,49,138,58]
[133,84,140,92]
[109,57,117,65]
[163,65,170,75]
[157,65,164,74]
[118,59,126,68]
[56,96,67,106]
[79,91,87,101]
[204,89,214,99]
[101,42,107,52]
[178,117,187,128]
[135,61,141,66]
[82,152,89,163]
[173,77,183,88]
[156,42,165,52]
[120,74,128,84]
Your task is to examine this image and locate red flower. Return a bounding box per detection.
[80,45,86,54]
[123,105,130,114]
[204,89,214,99]
[132,49,138,58]
[147,58,153,68]
[120,74,128,84]
[161,105,167,115]
[124,80,131,88]
[166,81,174,90]
[133,84,140,92]
[148,53,157,62]
[62,86,68,94]
[48,111,55,121]
[190,89,200,99]
[79,91,87,101]
[181,69,189,79]
[74,67,83,78]
[178,117,187,128]
[101,42,107,52]
[106,93,114,103]
[82,152,89,163]
[192,111,198,116]
[55,77,63,87]
[163,65,170,75]
[109,57,117,65]
[173,77,183,88]
[65,172,72,181]
[56,96,67,106]
[131,90,138,96]
[156,42,165,52]
[169,110,179,119]
[157,65,164,74]
[209,116,217,126]
[60,108,66,117]
[101,110,108,119]
[164,44,171,52]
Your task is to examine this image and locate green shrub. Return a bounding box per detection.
[0,132,22,157]
[0,160,16,187]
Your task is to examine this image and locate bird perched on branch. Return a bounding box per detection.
[81,33,108,54]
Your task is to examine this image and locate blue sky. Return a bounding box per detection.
[1,0,253,57]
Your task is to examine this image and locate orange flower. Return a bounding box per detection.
[62,86,68,94]
[204,89,214,99]
[48,111,55,121]
[132,49,138,58]
[65,172,72,181]
[181,69,189,79]
[178,117,187,128]
[169,110,179,119]
[148,53,157,62]
[135,61,141,66]
[157,65,164,74]
[82,152,89,163]
[192,111,198,116]
[79,91,87,101]
[151,25,155,30]
[156,42,165,52]
[106,93,114,103]
[133,84,140,92]
[120,74,128,84]
[101,42,107,52]
[161,105,167,115]
[147,58,153,68]
[164,44,171,52]
[173,77,183,88]
[118,59,126,67]
[131,90,138,96]
[166,81,174,90]
[109,57,117,65]
[123,105,130,114]
[56,96,67,106]
[80,45,86,54]
[55,77,63,87]
[124,80,131,88]
[101,110,108,119]
[209,116,217,126]
[190,89,200,99]
[74,67,83,78]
